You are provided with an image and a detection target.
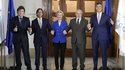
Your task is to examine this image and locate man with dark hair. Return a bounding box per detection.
[10,6,32,70]
[30,8,52,70]
[17,6,25,12]
[88,3,114,70]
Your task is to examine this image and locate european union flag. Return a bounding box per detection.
[6,0,15,54]
[105,0,112,46]
[105,0,112,17]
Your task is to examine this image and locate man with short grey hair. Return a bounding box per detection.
[65,9,88,70]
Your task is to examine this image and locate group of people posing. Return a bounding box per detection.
[10,2,114,70]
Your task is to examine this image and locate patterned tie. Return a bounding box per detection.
[97,13,101,24]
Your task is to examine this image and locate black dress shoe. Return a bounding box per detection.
[27,67,32,70]
[16,67,21,70]
[35,67,39,70]
[60,68,64,70]
[80,68,84,70]
[93,68,97,70]
[43,67,48,70]
[55,68,59,70]
[72,68,77,70]
[99,67,110,70]
[35,66,39,70]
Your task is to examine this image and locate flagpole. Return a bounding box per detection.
[3,0,7,69]
[0,39,6,70]
[116,40,119,63]
[0,42,3,70]
[3,39,6,70]
[4,42,6,70]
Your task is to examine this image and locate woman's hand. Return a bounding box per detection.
[63,30,67,35]
[51,30,54,35]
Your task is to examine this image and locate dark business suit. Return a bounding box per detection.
[31,18,51,69]
[10,16,31,70]
[90,13,112,70]
[67,17,88,70]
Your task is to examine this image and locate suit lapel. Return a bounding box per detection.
[35,18,41,29]
[78,17,86,28]
[75,17,84,25]
[80,18,84,26]
[75,18,83,29]
[95,14,99,25]
[15,16,20,26]
[41,18,44,30]
[99,13,104,24]
[21,17,25,27]
[74,18,77,25]
[56,20,60,27]
[15,16,24,27]
[74,18,78,28]
[96,13,104,24]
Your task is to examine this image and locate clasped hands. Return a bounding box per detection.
[51,30,67,35]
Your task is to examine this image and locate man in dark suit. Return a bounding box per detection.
[65,9,88,70]
[88,3,114,70]
[10,6,32,70]
[30,8,52,70]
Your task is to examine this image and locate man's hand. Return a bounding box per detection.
[87,23,91,30]
[63,30,67,35]
[51,30,54,35]
[13,26,18,32]
[28,27,32,33]
[110,18,114,25]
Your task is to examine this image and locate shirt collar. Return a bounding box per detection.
[76,17,81,21]
[18,16,23,19]
[97,12,102,16]
[37,17,42,20]
[76,17,82,23]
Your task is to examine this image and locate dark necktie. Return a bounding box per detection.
[76,19,80,28]
[19,18,23,26]
[77,19,79,24]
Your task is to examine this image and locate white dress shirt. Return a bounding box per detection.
[58,21,61,26]
[37,18,42,28]
[97,12,102,23]
[76,17,81,24]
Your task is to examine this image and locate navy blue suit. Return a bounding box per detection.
[31,18,51,68]
[10,16,31,69]
[90,13,112,70]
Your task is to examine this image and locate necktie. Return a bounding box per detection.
[39,19,42,28]
[19,18,23,26]
[77,19,79,24]
[76,19,80,28]
[97,13,101,24]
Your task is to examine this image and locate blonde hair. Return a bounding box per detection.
[56,10,64,16]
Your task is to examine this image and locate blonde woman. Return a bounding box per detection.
[51,10,68,70]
